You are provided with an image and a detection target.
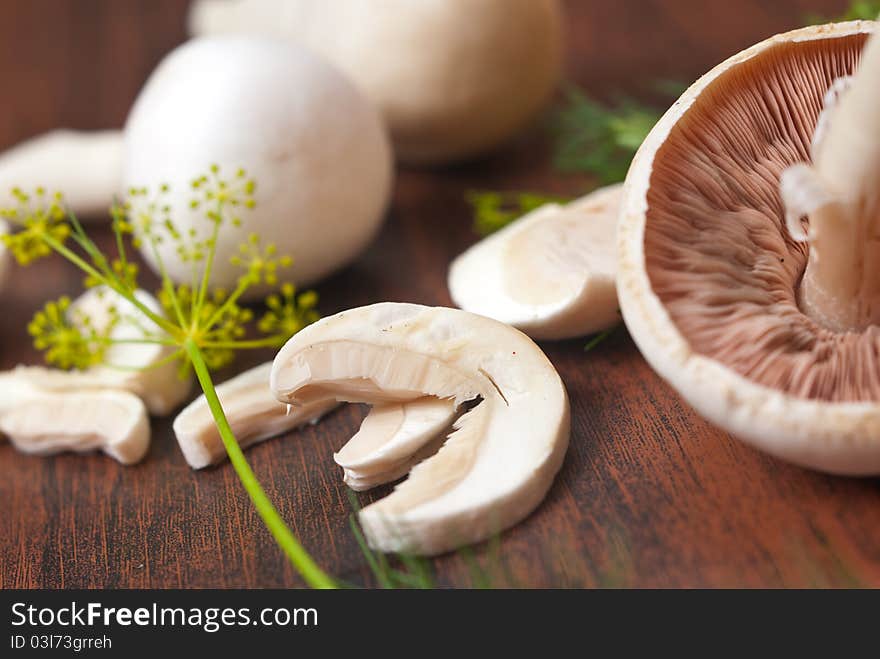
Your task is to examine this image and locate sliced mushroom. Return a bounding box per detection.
[270,303,569,555]
[0,130,123,219]
[335,397,458,491]
[173,362,338,469]
[449,184,622,340]
[18,287,191,415]
[0,371,149,464]
[618,21,880,475]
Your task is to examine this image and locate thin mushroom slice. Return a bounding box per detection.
[0,130,123,219]
[271,303,570,555]
[334,397,458,480]
[0,372,149,464]
[343,430,450,492]
[173,362,338,469]
[449,184,622,340]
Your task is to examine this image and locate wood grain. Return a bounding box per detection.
[3,0,879,589]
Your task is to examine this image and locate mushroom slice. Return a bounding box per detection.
[173,362,338,469]
[0,130,123,219]
[449,184,622,340]
[270,303,570,555]
[335,397,458,490]
[0,372,149,465]
[15,287,191,415]
[618,21,880,475]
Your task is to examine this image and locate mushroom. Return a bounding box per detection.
[125,36,392,291]
[188,0,563,164]
[0,370,149,464]
[0,130,123,219]
[335,397,458,491]
[270,303,569,555]
[449,184,623,340]
[172,361,337,469]
[0,36,393,292]
[15,286,191,415]
[618,21,880,475]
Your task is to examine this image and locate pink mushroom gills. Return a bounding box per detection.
[618,21,880,475]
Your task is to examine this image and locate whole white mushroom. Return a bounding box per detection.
[189,0,564,164]
[124,37,393,291]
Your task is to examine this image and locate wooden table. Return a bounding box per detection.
[3,0,877,589]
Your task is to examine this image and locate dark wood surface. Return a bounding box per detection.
[3,0,878,589]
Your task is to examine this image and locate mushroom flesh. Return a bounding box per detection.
[271,303,569,555]
[449,184,622,340]
[173,361,337,469]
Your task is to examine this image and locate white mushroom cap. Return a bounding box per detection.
[449,184,623,340]
[124,37,393,291]
[0,130,123,219]
[618,21,880,475]
[188,0,563,164]
[270,303,569,555]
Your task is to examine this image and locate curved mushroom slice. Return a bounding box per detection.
[0,130,123,219]
[335,397,459,490]
[0,372,149,464]
[449,184,622,340]
[173,362,338,469]
[271,303,570,555]
[618,21,880,475]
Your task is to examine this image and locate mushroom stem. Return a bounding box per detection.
[797,32,880,331]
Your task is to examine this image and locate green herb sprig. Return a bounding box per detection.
[1,171,332,588]
[466,190,569,236]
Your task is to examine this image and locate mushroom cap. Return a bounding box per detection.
[449,184,622,340]
[618,21,880,475]
[124,36,393,291]
[188,0,563,164]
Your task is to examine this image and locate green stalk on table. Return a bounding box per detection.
[1,170,335,589]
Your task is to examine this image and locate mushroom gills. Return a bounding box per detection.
[0,372,149,465]
[335,397,459,490]
[271,303,569,555]
[173,361,338,469]
[449,184,622,340]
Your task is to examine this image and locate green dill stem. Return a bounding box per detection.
[145,232,188,330]
[184,338,336,589]
[194,201,224,320]
[43,234,175,335]
[201,276,250,331]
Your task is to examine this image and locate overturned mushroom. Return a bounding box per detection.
[0,130,123,219]
[0,370,149,464]
[17,287,190,415]
[618,21,880,475]
[173,362,337,469]
[449,184,622,340]
[270,303,569,555]
[336,397,458,491]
